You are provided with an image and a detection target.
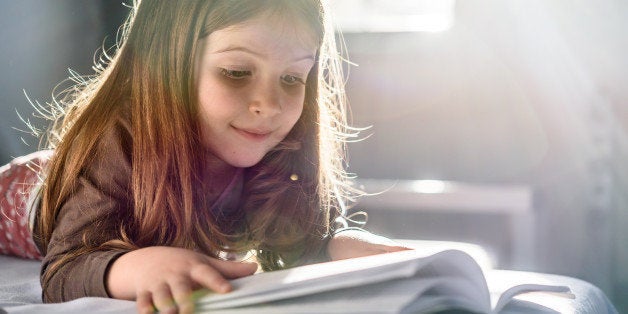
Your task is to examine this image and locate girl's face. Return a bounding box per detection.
[195,14,317,168]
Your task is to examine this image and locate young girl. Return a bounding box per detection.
[0,0,406,313]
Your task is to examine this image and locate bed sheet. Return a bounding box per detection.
[0,255,134,314]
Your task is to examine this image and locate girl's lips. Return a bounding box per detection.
[233,126,271,141]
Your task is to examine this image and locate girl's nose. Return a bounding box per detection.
[249,82,282,117]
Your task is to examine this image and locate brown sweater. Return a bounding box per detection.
[34,110,135,302]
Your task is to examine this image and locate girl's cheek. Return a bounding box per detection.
[282,84,307,98]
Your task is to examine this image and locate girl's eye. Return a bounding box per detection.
[220,68,252,79]
[281,75,306,86]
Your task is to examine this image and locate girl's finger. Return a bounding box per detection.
[385,245,412,252]
[190,263,232,294]
[136,291,155,314]
[169,279,195,314]
[151,283,176,314]
[206,259,258,279]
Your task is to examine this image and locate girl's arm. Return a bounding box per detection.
[107,246,256,314]
[39,115,137,302]
[326,228,410,261]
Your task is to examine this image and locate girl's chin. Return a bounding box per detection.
[224,154,267,168]
[204,145,269,169]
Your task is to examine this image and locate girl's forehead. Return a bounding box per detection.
[207,13,320,53]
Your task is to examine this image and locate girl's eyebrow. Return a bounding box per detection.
[211,45,315,63]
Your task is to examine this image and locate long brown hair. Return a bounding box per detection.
[37,0,357,286]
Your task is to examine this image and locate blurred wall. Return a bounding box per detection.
[343,0,628,309]
[0,0,125,164]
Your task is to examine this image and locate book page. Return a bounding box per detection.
[198,276,496,314]
[196,249,490,311]
[492,284,573,313]
[401,277,489,313]
[197,277,447,313]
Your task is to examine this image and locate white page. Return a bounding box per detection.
[198,250,428,309]
[197,250,490,311]
[198,276,444,313]
[492,284,573,313]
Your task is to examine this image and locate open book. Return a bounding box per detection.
[195,249,572,313]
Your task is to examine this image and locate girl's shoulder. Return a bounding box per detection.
[85,103,133,188]
[88,102,133,162]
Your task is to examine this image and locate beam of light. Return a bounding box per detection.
[411,180,448,194]
[331,0,456,33]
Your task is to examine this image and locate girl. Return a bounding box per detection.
[1,0,406,313]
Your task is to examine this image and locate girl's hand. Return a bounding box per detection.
[106,246,257,314]
[326,229,411,261]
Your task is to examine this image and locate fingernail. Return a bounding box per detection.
[220,282,231,293]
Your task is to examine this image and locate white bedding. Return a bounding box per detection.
[0,253,618,313]
[0,255,134,314]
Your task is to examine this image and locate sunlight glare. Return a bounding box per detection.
[411,180,448,194]
[331,0,456,33]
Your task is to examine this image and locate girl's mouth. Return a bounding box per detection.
[233,126,271,141]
